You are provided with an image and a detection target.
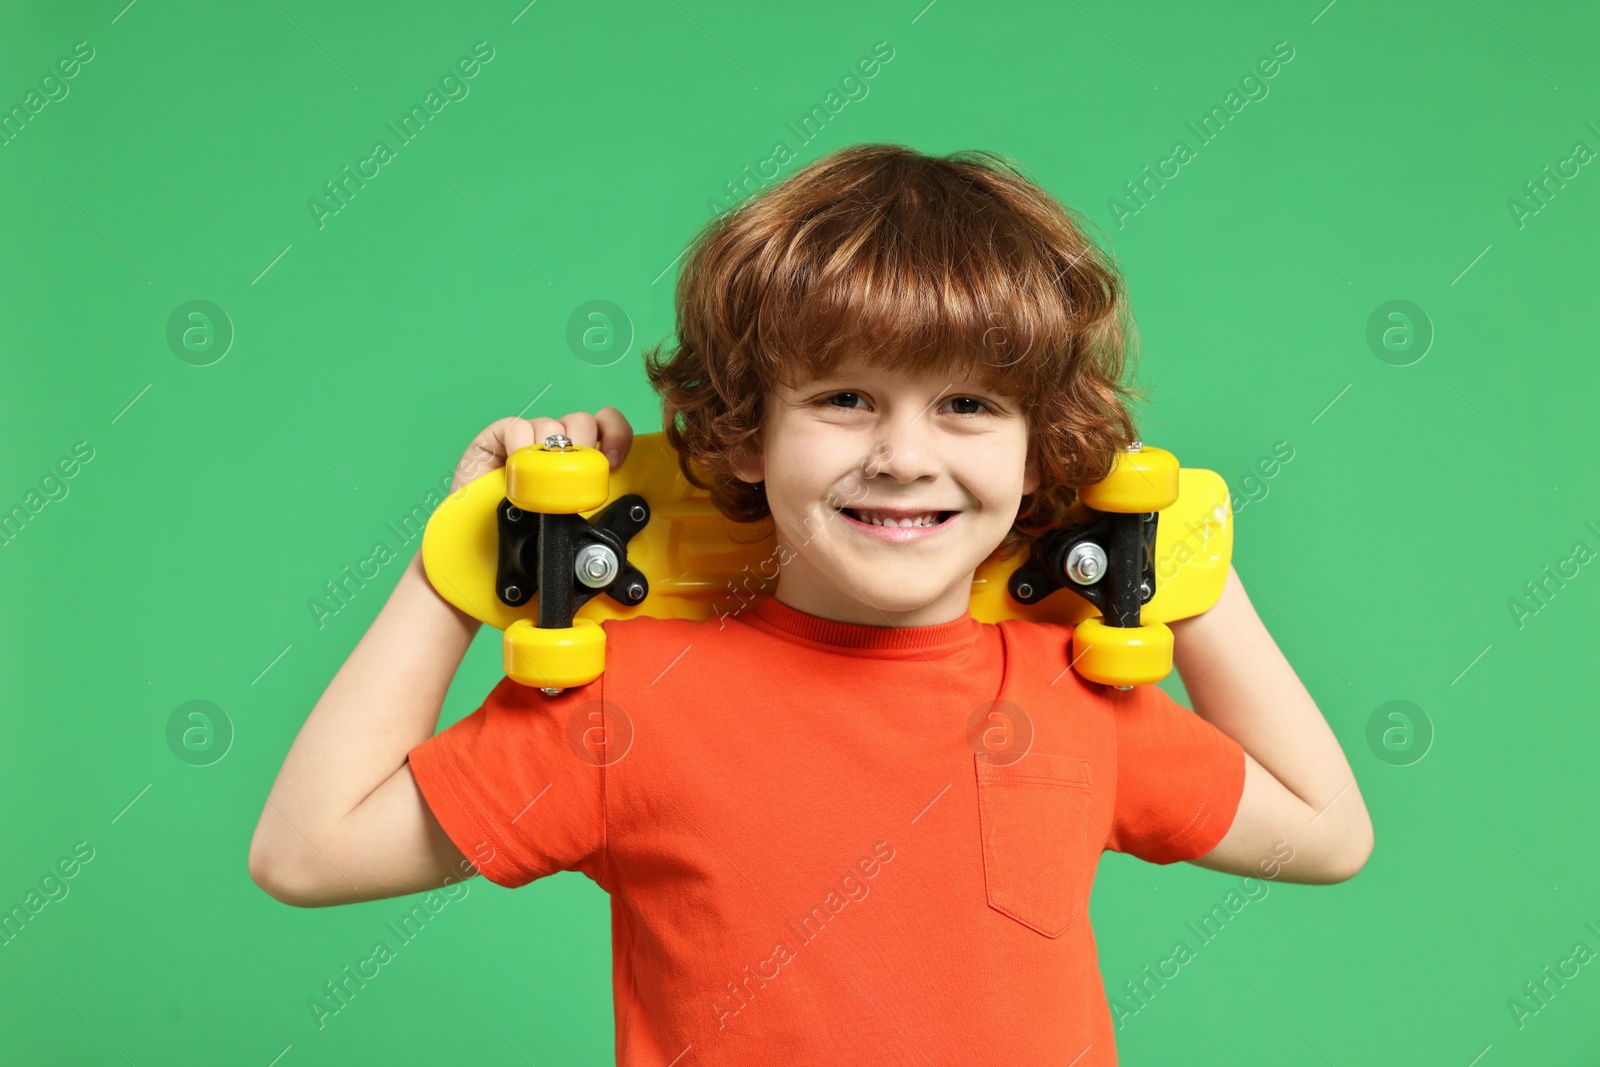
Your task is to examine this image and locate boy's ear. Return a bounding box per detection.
[1022,449,1041,496]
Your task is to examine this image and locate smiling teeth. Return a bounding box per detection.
[856,510,940,527]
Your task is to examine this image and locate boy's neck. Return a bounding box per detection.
[771,573,976,629]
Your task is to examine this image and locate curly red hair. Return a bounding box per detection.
[643,142,1148,566]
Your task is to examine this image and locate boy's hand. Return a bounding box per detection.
[450,406,634,493]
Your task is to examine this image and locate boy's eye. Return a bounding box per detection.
[942,396,991,416]
[822,392,993,415]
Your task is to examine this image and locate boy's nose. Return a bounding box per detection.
[870,414,943,482]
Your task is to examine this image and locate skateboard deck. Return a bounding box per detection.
[422,431,1232,642]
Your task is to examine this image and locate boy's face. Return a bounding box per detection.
[732,354,1040,626]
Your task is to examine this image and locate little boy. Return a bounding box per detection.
[250,143,1373,1065]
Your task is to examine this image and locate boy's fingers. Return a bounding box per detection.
[593,406,633,468]
[453,422,505,490]
[501,417,538,457]
[461,410,626,489]
[554,410,599,450]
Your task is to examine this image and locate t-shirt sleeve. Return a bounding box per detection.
[1105,681,1246,865]
[407,673,608,889]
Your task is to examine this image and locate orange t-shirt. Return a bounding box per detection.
[407,595,1245,1066]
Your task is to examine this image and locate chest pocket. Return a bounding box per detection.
[973,751,1096,938]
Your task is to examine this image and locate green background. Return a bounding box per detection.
[2,0,1597,1063]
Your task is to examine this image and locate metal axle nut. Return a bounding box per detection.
[575,544,619,588]
[1065,543,1106,585]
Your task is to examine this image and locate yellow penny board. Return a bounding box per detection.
[421,431,1232,633]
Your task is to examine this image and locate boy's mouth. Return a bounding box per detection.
[836,506,958,528]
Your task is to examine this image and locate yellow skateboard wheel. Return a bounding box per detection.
[503,616,606,689]
[505,441,609,514]
[1071,615,1174,688]
[1078,445,1180,513]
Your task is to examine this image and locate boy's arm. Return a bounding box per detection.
[1173,565,1375,884]
[247,548,481,906]
[247,408,634,907]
